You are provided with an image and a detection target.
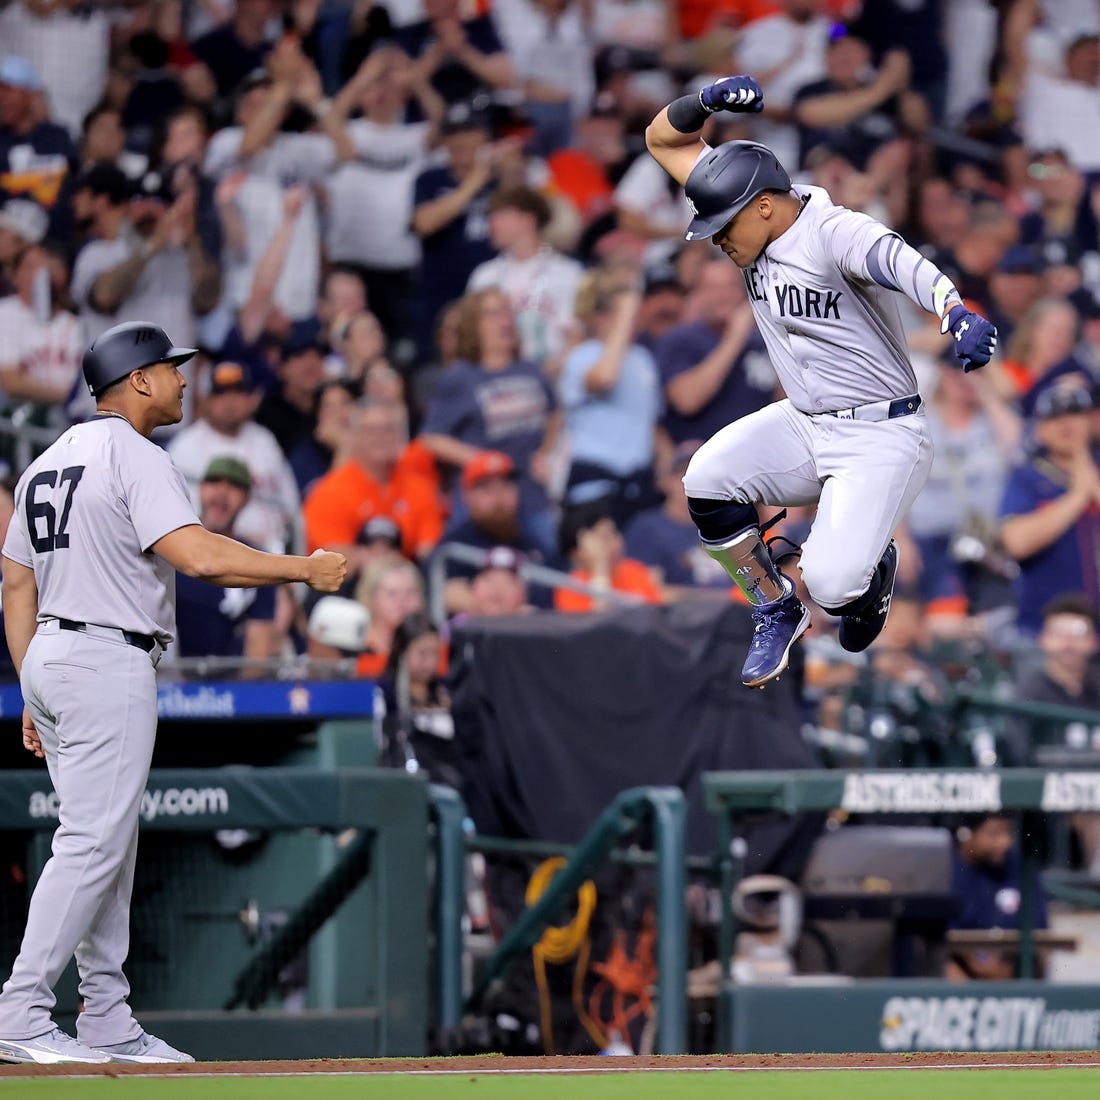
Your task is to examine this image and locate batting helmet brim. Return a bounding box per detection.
[160,346,199,367]
[684,206,741,242]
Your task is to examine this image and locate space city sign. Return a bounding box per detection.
[880,995,1100,1051]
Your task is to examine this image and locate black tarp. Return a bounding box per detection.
[449,600,821,876]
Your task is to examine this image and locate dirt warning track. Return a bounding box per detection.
[1,1051,1100,1077]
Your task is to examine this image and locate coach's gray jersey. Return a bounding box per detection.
[2,418,200,643]
[743,185,917,413]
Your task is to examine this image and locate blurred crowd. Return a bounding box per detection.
[0,0,1099,772]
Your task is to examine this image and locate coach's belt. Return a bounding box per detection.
[58,618,157,653]
[817,394,922,422]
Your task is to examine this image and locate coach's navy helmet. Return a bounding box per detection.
[683,140,792,241]
[83,322,196,397]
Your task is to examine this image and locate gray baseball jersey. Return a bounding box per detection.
[2,417,200,644]
[741,185,918,413]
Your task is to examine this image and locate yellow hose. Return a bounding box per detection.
[526,857,606,1053]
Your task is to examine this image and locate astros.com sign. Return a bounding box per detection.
[839,771,1100,813]
[841,772,1002,813]
[880,996,1100,1051]
[28,786,229,822]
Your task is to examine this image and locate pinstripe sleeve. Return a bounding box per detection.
[866,234,962,320]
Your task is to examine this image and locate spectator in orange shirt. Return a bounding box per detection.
[554,500,662,612]
[303,400,444,579]
[545,98,625,230]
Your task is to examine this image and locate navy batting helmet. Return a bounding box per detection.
[683,140,792,241]
[82,322,196,397]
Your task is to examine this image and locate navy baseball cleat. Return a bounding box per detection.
[839,540,899,653]
[742,583,811,688]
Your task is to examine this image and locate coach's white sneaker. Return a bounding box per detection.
[92,1031,195,1064]
[0,1027,112,1064]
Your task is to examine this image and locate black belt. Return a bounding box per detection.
[58,619,157,653]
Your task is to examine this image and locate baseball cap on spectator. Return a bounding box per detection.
[282,319,325,359]
[643,259,684,296]
[133,169,174,204]
[236,68,273,99]
[0,55,40,91]
[1070,289,1100,322]
[74,162,131,205]
[1034,384,1094,420]
[357,515,402,548]
[462,451,517,491]
[491,101,535,141]
[479,545,525,574]
[996,245,1044,276]
[588,91,619,120]
[441,101,492,135]
[282,335,326,360]
[0,199,47,244]
[595,45,650,86]
[489,186,551,230]
[202,455,252,491]
[208,361,255,394]
[308,596,369,652]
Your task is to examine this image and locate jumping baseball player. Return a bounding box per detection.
[0,322,347,1064]
[646,77,997,687]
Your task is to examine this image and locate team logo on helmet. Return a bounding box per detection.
[686,197,699,217]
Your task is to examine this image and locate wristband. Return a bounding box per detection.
[667,93,711,134]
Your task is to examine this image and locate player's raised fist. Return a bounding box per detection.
[942,304,998,372]
[700,76,764,114]
[306,549,348,593]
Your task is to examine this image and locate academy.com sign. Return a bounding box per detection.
[880,996,1100,1051]
[29,786,229,822]
[842,772,1001,813]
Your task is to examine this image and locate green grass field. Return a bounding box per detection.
[2,1069,1098,1099]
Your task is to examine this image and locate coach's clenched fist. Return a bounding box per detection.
[306,548,349,593]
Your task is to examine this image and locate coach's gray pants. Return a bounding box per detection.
[0,622,159,1045]
[684,400,933,608]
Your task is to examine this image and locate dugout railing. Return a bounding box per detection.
[461,785,690,1055]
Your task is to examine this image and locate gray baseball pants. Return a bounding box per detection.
[0,620,160,1045]
[683,400,933,608]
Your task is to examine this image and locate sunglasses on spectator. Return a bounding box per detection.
[1034,386,1093,418]
[1028,163,1069,180]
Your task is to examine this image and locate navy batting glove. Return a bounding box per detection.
[699,75,764,114]
[943,304,998,372]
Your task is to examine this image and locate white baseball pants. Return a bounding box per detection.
[0,622,159,1046]
[683,400,933,608]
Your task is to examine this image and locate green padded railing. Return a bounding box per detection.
[464,786,688,1054]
